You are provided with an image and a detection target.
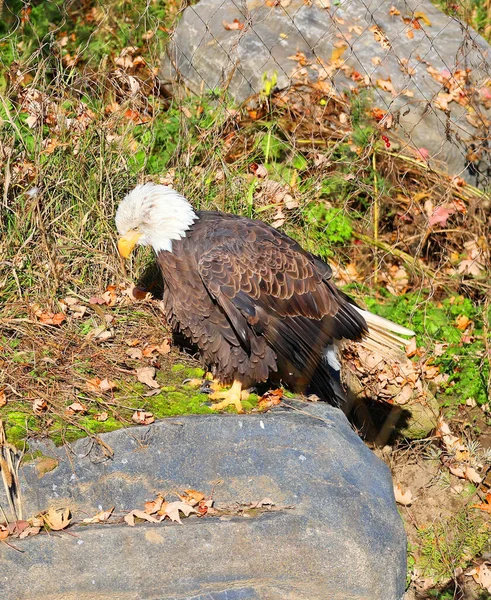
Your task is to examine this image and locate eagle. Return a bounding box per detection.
[116,183,414,413]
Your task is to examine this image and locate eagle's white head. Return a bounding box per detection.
[115,183,197,256]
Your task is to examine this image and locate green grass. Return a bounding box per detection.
[418,510,489,581]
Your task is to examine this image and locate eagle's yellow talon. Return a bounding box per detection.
[209,380,247,413]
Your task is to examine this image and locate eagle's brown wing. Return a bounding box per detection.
[197,234,367,396]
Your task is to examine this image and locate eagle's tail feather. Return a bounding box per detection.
[353,306,415,357]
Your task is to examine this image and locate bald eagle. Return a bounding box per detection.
[116,183,414,412]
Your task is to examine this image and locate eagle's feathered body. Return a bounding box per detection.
[116,183,414,407]
[157,211,367,401]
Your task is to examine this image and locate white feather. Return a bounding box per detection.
[115,183,197,253]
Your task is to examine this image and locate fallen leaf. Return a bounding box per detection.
[250,163,268,178]
[330,44,347,63]
[467,562,491,592]
[126,347,143,360]
[389,5,400,15]
[158,340,171,355]
[376,78,394,93]
[86,326,114,342]
[223,19,244,31]
[94,412,109,422]
[132,410,155,425]
[258,388,283,410]
[405,337,417,358]
[42,507,71,531]
[429,205,456,227]
[125,338,141,347]
[89,296,105,305]
[124,509,159,527]
[471,492,491,514]
[394,483,413,505]
[18,526,41,539]
[0,528,9,540]
[136,366,160,389]
[465,466,482,484]
[82,507,114,524]
[145,495,165,514]
[160,501,197,524]
[86,377,102,392]
[414,10,431,26]
[31,304,66,326]
[33,399,48,414]
[0,390,6,407]
[179,489,206,506]
[66,401,87,415]
[455,314,471,331]
[99,378,117,392]
[449,464,466,479]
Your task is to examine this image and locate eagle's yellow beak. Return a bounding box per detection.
[117,230,142,259]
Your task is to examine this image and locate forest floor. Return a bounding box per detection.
[0,1,490,598]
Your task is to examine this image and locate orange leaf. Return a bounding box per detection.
[223,19,244,31]
[471,492,491,513]
[0,390,6,407]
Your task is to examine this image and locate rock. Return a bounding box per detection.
[160,0,491,187]
[0,402,406,600]
[397,390,440,439]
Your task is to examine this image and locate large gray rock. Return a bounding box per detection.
[160,0,491,187]
[0,403,406,600]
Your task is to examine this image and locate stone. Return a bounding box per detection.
[397,390,440,439]
[160,0,491,187]
[0,402,406,600]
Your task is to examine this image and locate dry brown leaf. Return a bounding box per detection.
[145,495,165,514]
[394,483,413,506]
[179,490,206,506]
[142,345,159,358]
[467,563,491,592]
[124,509,160,527]
[94,412,109,422]
[66,401,87,415]
[136,366,160,389]
[0,390,6,407]
[158,340,171,355]
[82,507,114,524]
[18,526,41,539]
[389,5,400,15]
[86,325,114,342]
[42,507,71,531]
[33,399,48,414]
[99,378,117,392]
[465,466,482,484]
[86,377,102,392]
[160,501,197,524]
[125,338,141,347]
[258,388,284,410]
[126,347,143,360]
[0,528,9,540]
[31,304,66,326]
[405,337,417,358]
[376,78,394,93]
[132,410,155,425]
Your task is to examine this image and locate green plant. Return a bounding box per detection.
[418,510,489,581]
